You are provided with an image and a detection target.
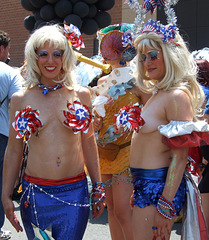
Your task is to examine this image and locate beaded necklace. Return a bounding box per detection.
[37,83,64,95]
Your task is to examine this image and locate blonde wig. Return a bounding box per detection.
[23,24,76,90]
[134,31,205,120]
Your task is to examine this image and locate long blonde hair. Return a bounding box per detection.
[23,25,76,90]
[134,31,205,120]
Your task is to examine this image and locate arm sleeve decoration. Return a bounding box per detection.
[158,120,209,148]
[63,99,92,134]
[12,105,43,141]
[114,103,145,133]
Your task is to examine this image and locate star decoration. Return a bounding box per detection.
[119,112,129,125]
[12,105,43,141]
[76,109,87,121]
[17,117,28,130]
[63,99,92,134]
[114,103,145,133]
[141,19,178,43]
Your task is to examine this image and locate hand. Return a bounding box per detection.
[92,201,105,220]
[114,123,126,134]
[93,117,103,131]
[152,209,171,240]
[3,197,23,232]
[104,95,114,106]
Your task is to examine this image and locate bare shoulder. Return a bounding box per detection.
[10,89,26,108]
[74,85,92,105]
[165,89,193,121]
[97,75,108,85]
[167,89,191,108]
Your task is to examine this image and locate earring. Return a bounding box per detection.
[60,69,65,74]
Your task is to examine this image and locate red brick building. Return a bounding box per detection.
[1,0,208,67]
[0,0,122,67]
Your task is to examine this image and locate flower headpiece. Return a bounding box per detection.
[97,23,136,65]
[124,0,179,43]
[64,23,85,50]
[141,19,178,43]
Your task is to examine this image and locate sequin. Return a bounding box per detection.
[21,177,89,240]
[130,167,186,216]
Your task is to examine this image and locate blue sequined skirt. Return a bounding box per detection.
[130,167,186,215]
[21,176,89,240]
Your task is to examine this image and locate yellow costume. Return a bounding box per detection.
[98,91,140,174]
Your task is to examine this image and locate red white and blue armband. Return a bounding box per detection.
[158,120,209,149]
[91,182,105,204]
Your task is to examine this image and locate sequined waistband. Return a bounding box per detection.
[23,172,86,186]
[130,167,169,181]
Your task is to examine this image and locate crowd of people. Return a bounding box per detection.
[1,3,209,240]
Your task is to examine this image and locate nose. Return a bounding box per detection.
[47,54,54,62]
[143,57,151,66]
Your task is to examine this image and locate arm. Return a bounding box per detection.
[153,90,193,239]
[2,93,24,232]
[80,88,105,219]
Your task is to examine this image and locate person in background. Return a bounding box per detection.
[0,30,22,240]
[93,24,150,240]
[2,25,105,240]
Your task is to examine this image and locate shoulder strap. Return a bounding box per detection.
[0,95,7,106]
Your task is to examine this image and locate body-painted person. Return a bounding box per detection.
[2,25,105,240]
[122,1,209,239]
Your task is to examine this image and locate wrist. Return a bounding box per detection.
[91,182,105,204]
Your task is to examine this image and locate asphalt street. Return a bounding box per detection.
[3,200,182,240]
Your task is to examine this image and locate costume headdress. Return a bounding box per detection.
[63,23,85,51]
[124,0,179,44]
[97,23,136,65]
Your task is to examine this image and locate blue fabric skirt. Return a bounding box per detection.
[130,167,186,215]
[21,176,89,240]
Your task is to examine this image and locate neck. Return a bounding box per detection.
[37,82,64,95]
[106,59,127,70]
[111,63,127,70]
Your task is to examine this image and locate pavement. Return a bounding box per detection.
[2,200,182,240]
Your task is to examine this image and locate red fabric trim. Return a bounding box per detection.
[188,147,202,165]
[195,186,209,239]
[23,172,86,186]
[162,131,209,149]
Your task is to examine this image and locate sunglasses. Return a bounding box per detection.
[38,50,62,58]
[140,50,160,62]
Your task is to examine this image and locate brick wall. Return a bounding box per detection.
[0,0,122,68]
[0,1,30,67]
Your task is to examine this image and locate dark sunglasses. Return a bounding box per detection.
[140,50,160,62]
[38,49,62,58]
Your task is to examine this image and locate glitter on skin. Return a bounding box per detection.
[166,154,177,190]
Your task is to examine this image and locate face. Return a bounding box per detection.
[0,44,10,63]
[140,47,166,81]
[37,41,63,84]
